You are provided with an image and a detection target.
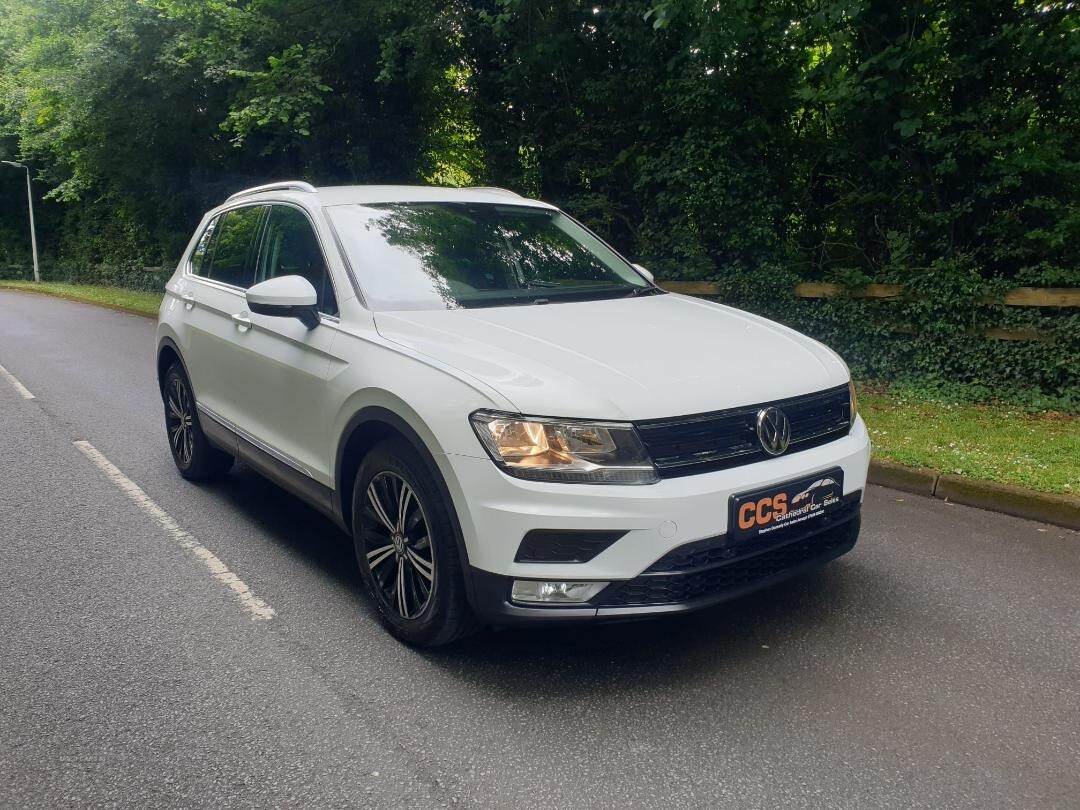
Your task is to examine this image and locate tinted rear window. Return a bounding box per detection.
[207,206,264,288]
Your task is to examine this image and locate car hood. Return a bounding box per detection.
[373,293,849,420]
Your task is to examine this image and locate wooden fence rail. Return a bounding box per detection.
[659,281,1080,308]
[657,281,1079,343]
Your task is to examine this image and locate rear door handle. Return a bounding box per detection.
[232,312,251,332]
[181,293,195,310]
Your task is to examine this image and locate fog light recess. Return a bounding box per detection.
[510,580,609,604]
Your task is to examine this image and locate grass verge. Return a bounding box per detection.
[0,282,1073,495]
[859,384,1077,495]
[0,280,163,318]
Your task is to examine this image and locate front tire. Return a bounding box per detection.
[162,364,233,481]
[352,438,477,646]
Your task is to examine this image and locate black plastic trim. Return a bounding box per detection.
[594,509,860,608]
[198,409,238,456]
[156,336,189,395]
[645,489,861,575]
[514,529,627,563]
[467,567,602,624]
[247,300,320,329]
[235,433,342,528]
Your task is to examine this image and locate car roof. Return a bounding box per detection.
[223,182,557,210]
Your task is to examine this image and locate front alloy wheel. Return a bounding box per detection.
[352,438,477,646]
[360,471,436,619]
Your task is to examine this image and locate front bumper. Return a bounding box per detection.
[467,496,861,625]
[443,415,870,625]
[446,416,869,572]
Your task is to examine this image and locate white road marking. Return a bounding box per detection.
[0,363,35,399]
[72,440,276,621]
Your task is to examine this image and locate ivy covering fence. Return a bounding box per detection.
[0,0,1077,401]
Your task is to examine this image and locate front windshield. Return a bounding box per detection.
[328,202,659,310]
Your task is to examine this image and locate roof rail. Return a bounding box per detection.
[226,181,317,202]
[469,186,521,197]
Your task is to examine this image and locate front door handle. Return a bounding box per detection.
[181,293,195,310]
[232,312,251,332]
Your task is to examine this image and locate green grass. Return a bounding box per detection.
[859,385,1078,495]
[0,280,163,317]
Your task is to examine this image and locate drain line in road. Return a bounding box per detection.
[72,440,276,621]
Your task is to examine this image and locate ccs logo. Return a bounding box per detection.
[738,493,788,531]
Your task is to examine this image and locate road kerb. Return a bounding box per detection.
[869,459,1079,530]
[934,474,1079,531]
[867,458,938,496]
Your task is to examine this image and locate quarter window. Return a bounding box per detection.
[206,205,265,288]
[189,215,219,277]
[257,205,338,316]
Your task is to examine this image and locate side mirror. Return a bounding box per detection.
[246,275,320,329]
[632,263,655,284]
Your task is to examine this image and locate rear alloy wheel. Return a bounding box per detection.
[361,471,436,619]
[165,375,195,468]
[352,438,477,646]
[162,363,233,481]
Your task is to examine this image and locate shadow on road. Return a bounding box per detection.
[193,458,876,694]
[206,462,359,588]
[426,564,867,697]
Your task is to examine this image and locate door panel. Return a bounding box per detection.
[223,204,343,487]
[181,205,266,429]
[185,280,254,429]
[227,314,339,484]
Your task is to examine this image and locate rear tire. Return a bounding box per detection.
[162,363,233,481]
[352,437,478,646]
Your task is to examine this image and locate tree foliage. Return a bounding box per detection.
[0,0,1076,398]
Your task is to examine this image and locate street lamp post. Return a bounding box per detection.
[2,160,40,283]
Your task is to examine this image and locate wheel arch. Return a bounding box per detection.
[334,405,477,600]
[336,406,447,528]
[156,336,189,398]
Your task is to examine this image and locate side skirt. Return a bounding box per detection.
[196,404,347,532]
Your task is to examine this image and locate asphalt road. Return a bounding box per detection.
[1,289,1078,809]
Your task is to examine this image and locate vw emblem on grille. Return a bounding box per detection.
[756,406,791,456]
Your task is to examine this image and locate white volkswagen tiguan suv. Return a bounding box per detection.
[157,182,870,645]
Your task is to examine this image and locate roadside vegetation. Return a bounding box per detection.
[0,281,162,318]
[860,384,1078,495]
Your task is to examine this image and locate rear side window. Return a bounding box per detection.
[189,215,219,277]
[206,205,265,288]
[256,205,338,315]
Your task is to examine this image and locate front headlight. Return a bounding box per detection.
[470,411,658,485]
[848,380,859,420]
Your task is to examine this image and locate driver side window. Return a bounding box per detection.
[256,205,338,316]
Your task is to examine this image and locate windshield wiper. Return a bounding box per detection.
[624,285,664,297]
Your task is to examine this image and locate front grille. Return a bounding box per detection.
[593,511,860,608]
[634,385,851,478]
